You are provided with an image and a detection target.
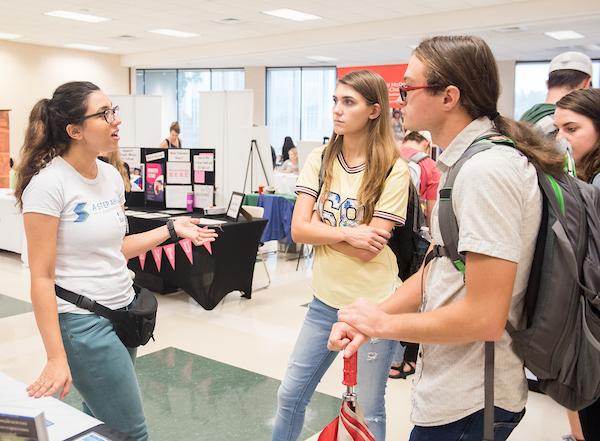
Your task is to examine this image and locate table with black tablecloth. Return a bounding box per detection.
[127,211,267,310]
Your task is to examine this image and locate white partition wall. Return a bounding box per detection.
[198,90,270,205]
[109,95,162,147]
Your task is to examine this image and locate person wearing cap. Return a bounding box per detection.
[520,51,593,138]
[399,130,439,225]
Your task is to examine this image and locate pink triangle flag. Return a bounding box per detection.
[139,252,147,270]
[203,241,212,255]
[151,246,163,270]
[164,243,176,270]
[179,239,194,264]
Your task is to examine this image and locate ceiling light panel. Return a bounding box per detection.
[544,30,585,40]
[262,9,322,22]
[148,29,198,38]
[306,55,337,62]
[65,43,110,51]
[0,32,22,40]
[44,10,111,23]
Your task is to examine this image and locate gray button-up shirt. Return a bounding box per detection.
[411,117,541,426]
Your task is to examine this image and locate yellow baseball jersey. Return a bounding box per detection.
[295,145,410,308]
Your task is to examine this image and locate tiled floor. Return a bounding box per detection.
[0,248,572,440]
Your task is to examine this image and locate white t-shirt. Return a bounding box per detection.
[22,156,135,314]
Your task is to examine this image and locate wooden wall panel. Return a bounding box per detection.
[0,110,9,188]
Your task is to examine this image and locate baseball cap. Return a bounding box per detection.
[418,131,432,145]
[549,51,593,76]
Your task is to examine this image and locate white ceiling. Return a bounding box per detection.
[1,0,599,67]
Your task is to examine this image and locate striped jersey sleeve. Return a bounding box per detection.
[373,158,410,225]
[295,145,326,199]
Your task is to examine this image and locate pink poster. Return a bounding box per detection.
[146,163,165,202]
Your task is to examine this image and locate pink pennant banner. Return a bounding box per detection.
[179,238,194,264]
[164,243,176,269]
[151,246,163,270]
[139,252,147,270]
[203,241,212,255]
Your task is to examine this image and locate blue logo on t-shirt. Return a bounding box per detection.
[73,202,89,223]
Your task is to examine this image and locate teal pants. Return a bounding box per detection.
[59,313,148,441]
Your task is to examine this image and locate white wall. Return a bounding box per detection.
[244,66,266,126]
[0,40,129,159]
[497,60,516,118]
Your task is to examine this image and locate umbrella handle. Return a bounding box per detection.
[342,352,357,386]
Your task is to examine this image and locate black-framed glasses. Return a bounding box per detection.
[398,84,444,101]
[80,105,119,124]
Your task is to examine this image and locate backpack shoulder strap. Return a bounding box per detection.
[436,139,496,272]
[409,151,429,164]
[318,151,326,194]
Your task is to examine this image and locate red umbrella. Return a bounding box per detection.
[318,353,376,441]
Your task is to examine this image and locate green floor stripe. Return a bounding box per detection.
[64,347,341,440]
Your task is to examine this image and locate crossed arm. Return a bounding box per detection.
[329,250,518,357]
[291,192,395,262]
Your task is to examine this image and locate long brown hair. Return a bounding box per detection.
[556,88,600,183]
[321,70,399,223]
[15,81,101,208]
[104,150,132,192]
[414,36,564,176]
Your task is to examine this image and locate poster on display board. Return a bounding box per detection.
[121,147,144,192]
[145,163,164,203]
[337,64,408,108]
[166,162,191,184]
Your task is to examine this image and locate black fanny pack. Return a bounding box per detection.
[55,284,157,348]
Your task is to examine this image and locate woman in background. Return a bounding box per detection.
[160,121,182,148]
[280,136,295,162]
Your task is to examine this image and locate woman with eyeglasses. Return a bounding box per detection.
[15,81,218,440]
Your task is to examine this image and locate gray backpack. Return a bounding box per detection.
[426,134,600,440]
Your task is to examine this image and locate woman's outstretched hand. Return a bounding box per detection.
[173,217,218,246]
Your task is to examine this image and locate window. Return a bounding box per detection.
[514,60,600,120]
[267,68,302,153]
[136,68,244,147]
[177,70,211,147]
[143,70,177,141]
[211,69,245,91]
[267,67,336,154]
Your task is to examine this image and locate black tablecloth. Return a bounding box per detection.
[127,212,267,310]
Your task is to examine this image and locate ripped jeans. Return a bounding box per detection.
[272,297,397,441]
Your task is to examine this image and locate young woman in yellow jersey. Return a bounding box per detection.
[272,70,410,441]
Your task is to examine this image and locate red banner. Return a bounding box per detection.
[337,64,407,108]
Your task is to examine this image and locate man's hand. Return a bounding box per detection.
[338,298,389,338]
[328,322,369,358]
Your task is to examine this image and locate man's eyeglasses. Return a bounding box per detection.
[80,106,119,124]
[398,84,444,101]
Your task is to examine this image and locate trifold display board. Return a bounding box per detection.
[122,148,215,210]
